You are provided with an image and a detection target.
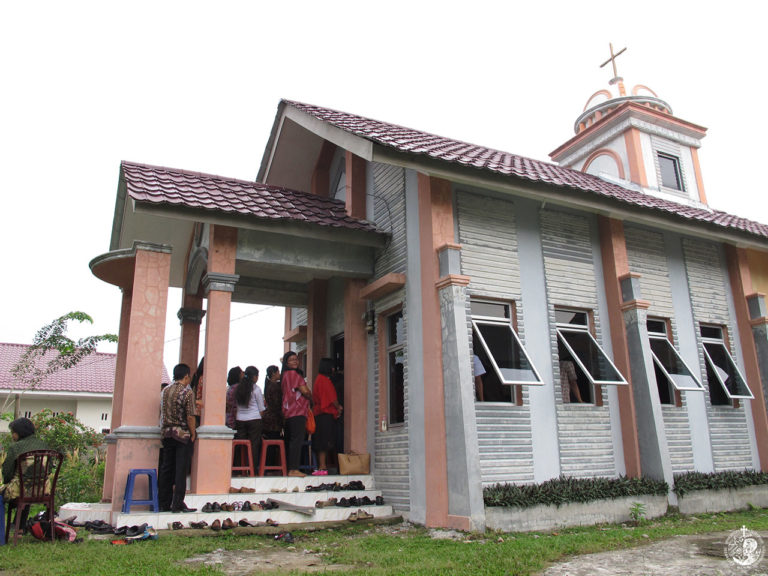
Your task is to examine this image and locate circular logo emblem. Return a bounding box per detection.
[724,525,764,568]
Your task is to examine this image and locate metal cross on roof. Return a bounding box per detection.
[600,43,627,94]
[600,43,626,77]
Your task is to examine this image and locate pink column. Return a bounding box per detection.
[344,279,368,453]
[191,225,238,494]
[101,288,132,502]
[107,244,172,512]
[307,279,328,385]
[177,292,204,369]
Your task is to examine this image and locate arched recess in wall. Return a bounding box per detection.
[582,149,625,180]
[185,246,208,296]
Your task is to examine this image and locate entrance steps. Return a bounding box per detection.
[60,474,394,531]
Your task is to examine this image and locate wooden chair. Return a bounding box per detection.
[4,450,64,544]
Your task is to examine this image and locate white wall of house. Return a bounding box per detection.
[0,393,112,434]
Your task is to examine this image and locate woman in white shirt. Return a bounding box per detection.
[234,365,266,474]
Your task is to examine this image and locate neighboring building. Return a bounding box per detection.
[1,343,117,433]
[90,71,768,530]
[0,343,171,434]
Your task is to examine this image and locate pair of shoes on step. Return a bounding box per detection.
[210,518,235,531]
[315,497,338,508]
[311,469,329,476]
[229,486,256,493]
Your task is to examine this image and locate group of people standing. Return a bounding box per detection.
[158,350,343,512]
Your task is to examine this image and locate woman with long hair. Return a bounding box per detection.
[281,351,311,477]
[311,357,342,475]
[234,365,265,472]
[261,365,283,440]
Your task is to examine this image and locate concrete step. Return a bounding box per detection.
[60,474,391,530]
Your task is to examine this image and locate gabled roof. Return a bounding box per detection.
[121,161,380,234]
[281,100,768,241]
[0,343,170,395]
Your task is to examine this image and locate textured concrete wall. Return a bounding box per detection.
[486,495,668,532]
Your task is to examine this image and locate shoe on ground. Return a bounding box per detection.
[210,519,221,531]
[190,521,208,529]
[347,511,358,522]
[356,509,374,520]
[168,521,184,530]
[222,518,235,530]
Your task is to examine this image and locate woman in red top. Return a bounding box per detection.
[311,357,343,475]
[281,351,312,477]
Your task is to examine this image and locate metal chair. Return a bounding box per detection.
[4,450,63,544]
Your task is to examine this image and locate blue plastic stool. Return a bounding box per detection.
[122,469,159,513]
[0,492,5,545]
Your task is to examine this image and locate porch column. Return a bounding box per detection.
[102,288,132,502]
[748,294,768,455]
[192,224,238,493]
[728,243,768,470]
[436,244,485,531]
[598,216,642,477]
[620,274,675,500]
[107,243,172,511]
[178,293,205,369]
[307,279,328,385]
[344,279,368,453]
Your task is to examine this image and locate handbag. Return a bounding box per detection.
[305,409,316,434]
[338,452,371,475]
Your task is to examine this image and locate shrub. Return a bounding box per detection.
[30,409,103,455]
[483,475,668,508]
[56,453,106,509]
[673,469,768,496]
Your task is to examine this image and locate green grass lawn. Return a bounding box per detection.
[2,508,767,576]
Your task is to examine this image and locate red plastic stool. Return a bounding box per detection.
[259,439,287,476]
[231,440,254,476]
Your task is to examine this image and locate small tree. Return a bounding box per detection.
[2,311,118,418]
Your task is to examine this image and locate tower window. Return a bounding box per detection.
[658,153,683,191]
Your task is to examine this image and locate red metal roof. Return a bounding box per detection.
[283,100,768,241]
[0,343,170,395]
[121,161,380,234]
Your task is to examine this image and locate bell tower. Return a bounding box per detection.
[550,44,709,206]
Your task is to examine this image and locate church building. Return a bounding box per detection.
[91,54,768,530]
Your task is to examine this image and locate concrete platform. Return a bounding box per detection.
[60,474,393,530]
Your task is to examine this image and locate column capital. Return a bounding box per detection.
[177,307,206,326]
[202,272,239,295]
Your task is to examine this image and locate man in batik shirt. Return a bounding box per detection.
[158,363,197,512]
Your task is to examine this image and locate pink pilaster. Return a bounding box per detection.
[307,279,328,385]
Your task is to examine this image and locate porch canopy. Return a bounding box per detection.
[92,161,388,305]
[90,161,388,507]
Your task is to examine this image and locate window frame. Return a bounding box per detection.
[556,308,627,387]
[700,325,754,402]
[471,318,544,386]
[658,152,684,191]
[386,309,406,426]
[647,320,704,393]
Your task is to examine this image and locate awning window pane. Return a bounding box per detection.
[473,321,542,385]
[702,341,753,399]
[557,329,626,385]
[649,337,703,391]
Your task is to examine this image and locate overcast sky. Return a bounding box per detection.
[2,1,766,377]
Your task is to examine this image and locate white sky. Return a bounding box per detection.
[2,1,766,377]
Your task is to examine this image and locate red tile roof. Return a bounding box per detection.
[121,161,380,234]
[283,100,768,241]
[0,343,170,394]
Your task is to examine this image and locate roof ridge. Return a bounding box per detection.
[280,100,768,240]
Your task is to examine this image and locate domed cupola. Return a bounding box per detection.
[550,44,709,207]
